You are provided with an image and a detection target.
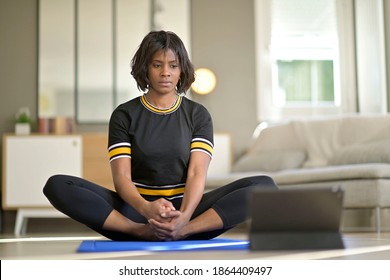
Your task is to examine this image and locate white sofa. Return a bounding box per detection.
[206,114,390,232]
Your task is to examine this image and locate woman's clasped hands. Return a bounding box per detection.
[144,198,190,241]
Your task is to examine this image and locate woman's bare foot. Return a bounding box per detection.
[134,223,160,241]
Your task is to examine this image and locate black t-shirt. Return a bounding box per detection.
[108,95,214,200]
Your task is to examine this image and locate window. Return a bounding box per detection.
[270,0,339,108]
[274,60,334,105]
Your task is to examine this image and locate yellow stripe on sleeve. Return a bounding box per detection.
[190,141,213,154]
[108,147,131,159]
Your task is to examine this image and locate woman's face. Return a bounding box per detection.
[147,49,181,96]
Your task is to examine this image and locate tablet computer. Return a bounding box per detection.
[249,187,344,250]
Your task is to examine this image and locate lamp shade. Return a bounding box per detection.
[191,68,217,95]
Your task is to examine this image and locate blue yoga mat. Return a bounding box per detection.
[78,238,249,253]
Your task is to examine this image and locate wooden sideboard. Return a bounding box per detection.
[81,133,114,191]
[2,133,113,234]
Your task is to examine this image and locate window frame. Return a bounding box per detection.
[270,41,340,108]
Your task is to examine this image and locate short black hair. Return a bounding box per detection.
[131,30,195,94]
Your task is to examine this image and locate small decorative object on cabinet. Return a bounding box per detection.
[14,107,32,135]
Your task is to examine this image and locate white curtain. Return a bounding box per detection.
[354,0,388,113]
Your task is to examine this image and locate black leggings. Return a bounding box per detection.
[43,175,277,241]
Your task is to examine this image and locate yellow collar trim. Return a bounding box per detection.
[140,95,182,115]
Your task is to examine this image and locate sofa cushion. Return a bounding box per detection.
[277,180,390,208]
[292,118,342,168]
[338,115,390,145]
[328,140,390,166]
[232,149,306,172]
[249,122,303,153]
[273,163,390,185]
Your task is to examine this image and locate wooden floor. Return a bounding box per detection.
[1,230,390,260]
[3,216,389,280]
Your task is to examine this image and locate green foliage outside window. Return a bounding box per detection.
[277,60,334,104]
